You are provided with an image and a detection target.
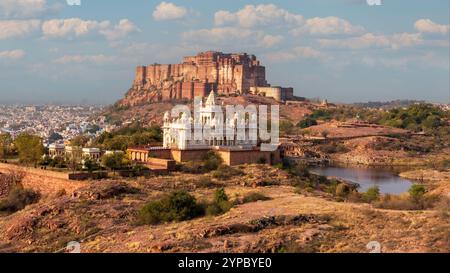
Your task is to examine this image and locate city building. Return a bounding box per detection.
[82,148,102,161]
[48,144,65,158]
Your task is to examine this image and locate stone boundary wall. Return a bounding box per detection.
[217,150,272,166]
[147,158,177,171]
[0,163,88,196]
[171,149,210,163]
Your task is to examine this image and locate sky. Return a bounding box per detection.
[0,0,449,104]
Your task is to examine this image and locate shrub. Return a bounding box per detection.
[363,186,381,203]
[297,118,318,129]
[0,186,40,214]
[409,184,426,203]
[374,195,418,210]
[242,192,271,204]
[257,157,267,164]
[214,188,229,203]
[196,177,221,188]
[130,164,149,177]
[179,161,205,174]
[310,109,332,121]
[373,193,438,211]
[205,202,225,216]
[211,165,244,180]
[319,142,350,154]
[347,191,364,203]
[203,151,223,172]
[280,120,295,135]
[335,183,351,198]
[138,190,204,225]
[325,180,338,195]
[287,163,310,177]
[206,188,232,216]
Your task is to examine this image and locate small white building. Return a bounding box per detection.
[48,144,65,158]
[82,148,101,161]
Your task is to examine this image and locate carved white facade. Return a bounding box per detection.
[163,92,258,150]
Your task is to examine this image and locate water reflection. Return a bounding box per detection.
[310,166,414,194]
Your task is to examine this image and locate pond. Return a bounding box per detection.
[310,165,415,194]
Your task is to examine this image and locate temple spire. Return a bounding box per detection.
[205,91,216,106]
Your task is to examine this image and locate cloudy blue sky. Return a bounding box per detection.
[0,0,449,104]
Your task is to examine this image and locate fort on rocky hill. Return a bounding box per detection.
[120,51,296,106]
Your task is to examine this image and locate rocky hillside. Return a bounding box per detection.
[119,85,162,107]
[0,164,448,253]
[104,94,313,126]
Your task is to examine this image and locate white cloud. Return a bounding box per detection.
[42,18,138,40]
[53,54,116,65]
[0,0,60,19]
[182,27,282,48]
[100,19,140,40]
[261,34,284,48]
[0,20,41,39]
[153,2,187,21]
[319,32,423,50]
[0,49,26,60]
[360,52,449,70]
[214,10,236,26]
[361,55,410,68]
[120,42,199,63]
[42,18,110,39]
[291,16,365,36]
[214,4,303,28]
[265,47,325,63]
[182,27,254,43]
[415,19,450,35]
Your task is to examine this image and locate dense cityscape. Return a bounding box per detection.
[0,105,114,145]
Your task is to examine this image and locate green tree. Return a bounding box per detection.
[0,133,13,159]
[310,109,332,120]
[206,188,232,216]
[70,135,90,147]
[14,133,44,166]
[103,135,130,151]
[214,187,229,203]
[363,186,380,203]
[101,152,126,174]
[138,190,204,225]
[66,148,82,173]
[91,124,163,149]
[83,157,98,174]
[280,120,295,136]
[379,104,446,133]
[203,151,223,171]
[409,184,426,203]
[297,118,318,129]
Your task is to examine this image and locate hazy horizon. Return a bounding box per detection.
[0,0,449,104]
